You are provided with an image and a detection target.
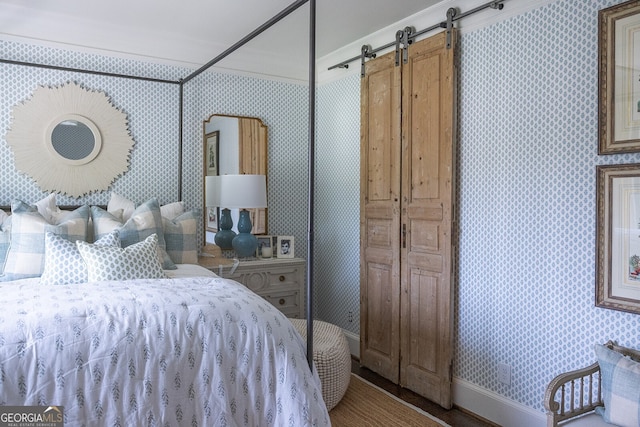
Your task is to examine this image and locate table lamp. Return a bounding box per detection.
[206,174,267,257]
[205,175,235,249]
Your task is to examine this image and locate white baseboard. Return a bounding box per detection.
[453,377,545,427]
[342,328,360,359]
[343,330,546,427]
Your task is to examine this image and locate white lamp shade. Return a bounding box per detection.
[205,175,221,207]
[206,174,267,208]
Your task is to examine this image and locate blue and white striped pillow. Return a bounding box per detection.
[595,344,640,427]
[91,198,176,270]
[163,210,199,264]
[1,202,90,281]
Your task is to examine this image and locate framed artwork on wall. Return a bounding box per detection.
[596,163,640,314]
[277,236,294,258]
[599,1,640,154]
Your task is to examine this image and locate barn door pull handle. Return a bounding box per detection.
[402,224,407,248]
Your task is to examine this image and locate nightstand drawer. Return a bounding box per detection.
[264,267,301,288]
[262,290,301,318]
[198,252,306,318]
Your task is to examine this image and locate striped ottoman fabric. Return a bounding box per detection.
[290,318,351,411]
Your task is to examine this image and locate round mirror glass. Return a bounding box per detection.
[45,114,102,166]
[51,120,95,161]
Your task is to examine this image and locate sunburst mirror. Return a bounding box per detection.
[6,82,135,197]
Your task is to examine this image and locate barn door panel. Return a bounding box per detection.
[399,30,457,409]
[359,50,402,382]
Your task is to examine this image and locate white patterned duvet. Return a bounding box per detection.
[0,275,329,426]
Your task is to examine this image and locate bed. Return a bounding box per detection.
[0,2,323,424]
[0,197,330,426]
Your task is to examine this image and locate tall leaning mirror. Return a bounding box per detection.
[203,114,268,246]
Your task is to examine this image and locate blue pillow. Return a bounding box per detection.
[163,210,199,264]
[595,344,640,427]
[40,230,120,285]
[91,198,176,270]
[77,233,166,282]
[1,202,90,281]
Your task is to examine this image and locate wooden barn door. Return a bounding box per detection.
[399,31,457,409]
[360,30,457,408]
[360,49,402,383]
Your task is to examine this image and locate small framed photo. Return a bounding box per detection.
[206,207,219,232]
[277,236,294,258]
[256,235,273,258]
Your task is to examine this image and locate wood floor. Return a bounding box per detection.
[351,359,497,427]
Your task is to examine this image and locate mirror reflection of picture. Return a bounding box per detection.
[257,235,273,258]
[205,131,219,176]
[277,236,294,258]
[206,207,219,232]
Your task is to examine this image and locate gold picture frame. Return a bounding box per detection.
[596,163,640,314]
[599,1,640,154]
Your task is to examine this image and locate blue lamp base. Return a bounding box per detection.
[214,208,236,250]
[232,209,258,258]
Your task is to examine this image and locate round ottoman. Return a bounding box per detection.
[290,318,351,411]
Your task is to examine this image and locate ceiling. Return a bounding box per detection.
[0,0,442,81]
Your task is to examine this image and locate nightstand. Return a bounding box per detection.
[198,247,305,318]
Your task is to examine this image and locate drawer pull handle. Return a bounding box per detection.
[279,298,286,305]
[279,275,285,282]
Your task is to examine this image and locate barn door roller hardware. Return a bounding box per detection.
[360,45,377,77]
[329,0,505,74]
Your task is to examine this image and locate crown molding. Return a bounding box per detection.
[1,0,557,85]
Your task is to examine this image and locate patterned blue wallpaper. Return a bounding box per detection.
[4,0,640,417]
[315,76,361,332]
[182,72,310,257]
[456,0,640,411]
[0,41,183,207]
[315,0,640,415]
[0,40,310,261]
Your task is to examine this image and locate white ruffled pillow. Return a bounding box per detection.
[77,233,166,282]
[107,192,135,222]
[160,201,185,220]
